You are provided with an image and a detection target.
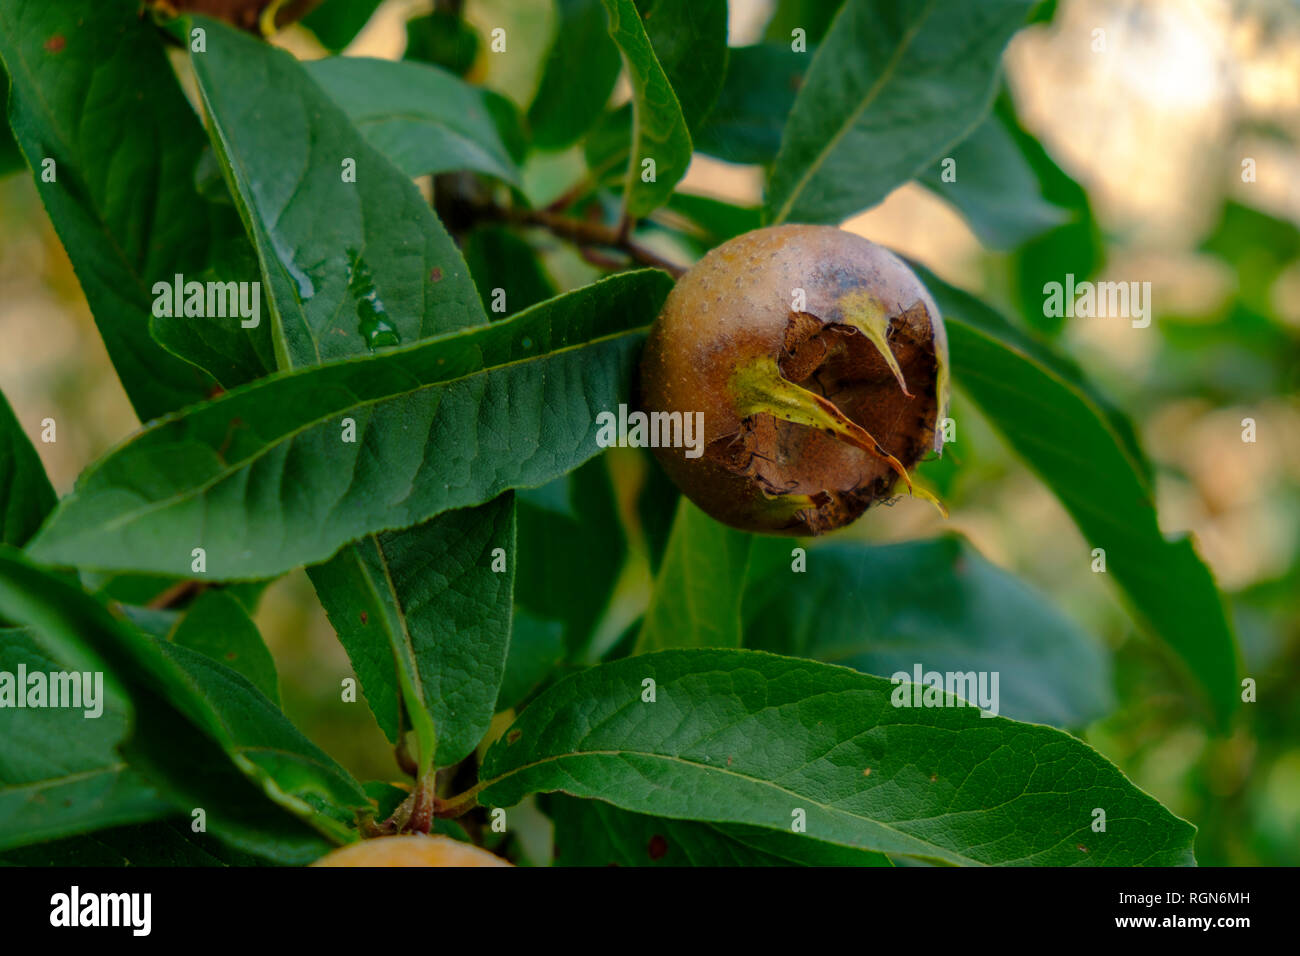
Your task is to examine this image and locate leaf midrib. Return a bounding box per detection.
[481,747,983,866]
[59,324,646,540]
[771,0,940,224]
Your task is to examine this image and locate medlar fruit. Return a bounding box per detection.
[639,224,949,535]
[311,835,512,867]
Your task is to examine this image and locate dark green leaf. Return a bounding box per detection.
[29,271,672,579]
[170,589,279,705]
[549,795,890,865]
[693,44,808,164]
[918,109,1068,249]
[0,550,365,860]
[763,0,843,44]
[638,0,728,132]
[479,649,1197,865]
[766,0,1034,225]
[997,94,1104,335]
[746,535,1114,727]
[404,12,480,77]
[0,388,55,547]
[201,23,518,783]
[583,103,636,188]
[307,56,521,186]
[0,68,24,177]
[635,499,787,653]
[309,493,515,768]
[1200,201,1300,317]
[632,448,679,573]
[0,627,173,851]
[932,278,1239,727]
[300,0,383,51]
[516,458,626,658]
[0,0,272,418]
[0,819,271,866]
[527,0,623,150]
[599,0,693,218]
[190,19,487,369]
[659,192,762,245]
[462,226,558,318]
[499,609,566,712]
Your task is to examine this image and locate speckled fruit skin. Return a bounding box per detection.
[311,835,512,867]
[640,224,948,535]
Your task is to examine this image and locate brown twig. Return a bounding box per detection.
[480,203,686,279]
[146,580,210,610]
[522,208,685,276]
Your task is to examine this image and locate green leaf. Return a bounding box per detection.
[516,458,626,657]
[0,389,55,547]
[0,627,173,851]
[763,0,842,44]
[693,44,809,165]
[201,23,517,782]
[635,498,786,653]
[527,0,623,150]
[746,535,1114,727]
[499,609,566,712]
[599,0,693,218]
[0,819,271,866]
[660,193,762,246]
[307,56,521,186]
[189,19,487,369]
[478,649,1196,865]
[632,447,680,573]
[548,795,891,866]
[169,590,279,705]
[918,109,1068,249]
[993,94,1103,335]
[638,0,728,132]
[300,0,384,51]
[29,270,672,579]
[405,12,480,77]
[462,226,558,318]
[0,550,366,860]
[766,0,1034,225]
[930,277,1239,727]
[309,493,515,769]
[0,68,24,177]
[0,0,272,419]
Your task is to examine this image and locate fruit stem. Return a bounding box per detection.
[408,768,438,834]
[433,783,485,819]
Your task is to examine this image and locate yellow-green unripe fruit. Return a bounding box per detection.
[311,835,512,867]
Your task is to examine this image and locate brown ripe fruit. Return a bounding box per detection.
[311,835,512,868]
[639,224,949,535]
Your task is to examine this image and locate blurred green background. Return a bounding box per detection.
[1,0,1297,864]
